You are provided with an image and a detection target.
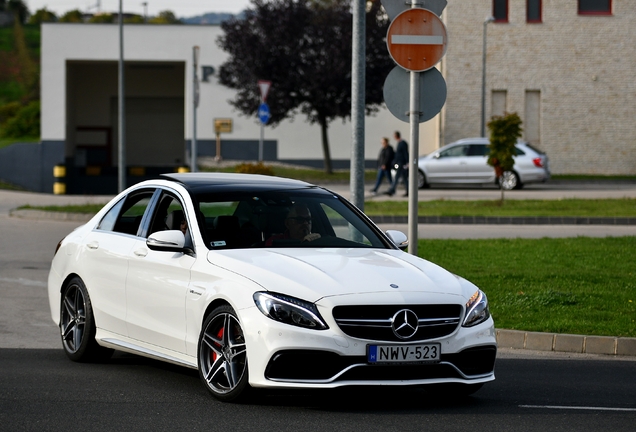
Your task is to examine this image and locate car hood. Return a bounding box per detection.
[207,248,463,302]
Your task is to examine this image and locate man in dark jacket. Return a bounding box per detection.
[386,131,409,196]
[370,137,395,195]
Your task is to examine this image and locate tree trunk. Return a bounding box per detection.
[319,116,333,174]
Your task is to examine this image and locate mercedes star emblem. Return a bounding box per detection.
[391,309,419,339]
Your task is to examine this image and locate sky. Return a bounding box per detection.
[23,0,252,18]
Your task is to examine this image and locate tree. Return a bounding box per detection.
[5,0,29,24]
[149,10,181,24]
[59,9,84,23]
[28,8,57,24]
[487,112,523,202]
[88,13,114,23]
[217,0,393,173]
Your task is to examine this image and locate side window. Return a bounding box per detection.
[440,145,468,158]
[98,191,154,236]
[468,145,489,156]
[149,192,188,236]
[527,0,542,23]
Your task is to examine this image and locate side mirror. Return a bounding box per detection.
[147,230,186,253]
[386,230,409,251]
[434,152,441,159]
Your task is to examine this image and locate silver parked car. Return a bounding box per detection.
[415,138,550,190]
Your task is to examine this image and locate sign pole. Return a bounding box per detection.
[259,120,264,162]
[192,46,199,171]
[407,0,420,256]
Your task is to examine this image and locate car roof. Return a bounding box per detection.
[447,137,529,146]
[160,172,318,194]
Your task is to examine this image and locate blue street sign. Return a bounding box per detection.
[258,103,271,124]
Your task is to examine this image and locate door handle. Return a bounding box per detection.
[87,241,99,250]
[134,248,148,257]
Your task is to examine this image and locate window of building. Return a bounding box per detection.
[527,0,542,23]
[493,0,508,22]
[578,0,612,15]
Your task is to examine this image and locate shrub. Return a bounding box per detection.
[234,162,275,176]
[0,100,40,138]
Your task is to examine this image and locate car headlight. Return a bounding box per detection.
[253,292,329,330]
[463,290,490,327]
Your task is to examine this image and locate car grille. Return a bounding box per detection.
[332,304,462,342]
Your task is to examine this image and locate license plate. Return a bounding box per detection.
[367,343,441,364]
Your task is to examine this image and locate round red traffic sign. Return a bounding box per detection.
[386,8,448,72]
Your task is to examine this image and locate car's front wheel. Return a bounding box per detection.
[198,305,249,402]
[500,171,522,190]
[60,276,113,362]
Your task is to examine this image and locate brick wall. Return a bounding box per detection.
[443,0,635,174]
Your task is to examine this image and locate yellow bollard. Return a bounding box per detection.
[53,165,66,194]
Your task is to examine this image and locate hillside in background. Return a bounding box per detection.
[182,12,239,25]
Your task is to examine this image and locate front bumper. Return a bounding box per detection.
[240,305,496,389]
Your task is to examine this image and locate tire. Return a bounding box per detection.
[417,170,429,189]
[198,305,249,402]
[500,171,521,190]
[60,277,113,362]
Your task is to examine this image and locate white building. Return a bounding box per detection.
[35,23,439,193]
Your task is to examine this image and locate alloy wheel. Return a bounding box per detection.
[61,282,87,354]
[199,310,248,397]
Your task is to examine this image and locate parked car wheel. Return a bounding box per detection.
[60,277,113,362]
[499,171,522,190]
[198,305,249,402]
[418,169,429,189]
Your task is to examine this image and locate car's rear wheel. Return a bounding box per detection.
[500,171,522,190]
[198,305,249,402]
[60,276,113,362]
[418,170,429,189]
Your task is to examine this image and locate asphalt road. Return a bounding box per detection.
[0,348,635,432]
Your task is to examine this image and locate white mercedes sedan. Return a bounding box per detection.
[48,173,496,402]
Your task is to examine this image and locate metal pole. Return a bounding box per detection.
[350,0,365,211]
[259,123,264,162]
[118,0,126,192]
[192,46,199,172]
[481,17,494,137]
[407,0,421,256]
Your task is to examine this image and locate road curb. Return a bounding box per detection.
[496,329,636,357]
[371,215,636,225]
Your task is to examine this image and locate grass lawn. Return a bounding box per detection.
[364,198,636,218]
[418,237,636,337]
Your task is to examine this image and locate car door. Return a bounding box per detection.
[464,144,495,182]
[79,189,157,337]
[424,144,470,183]
[125,189,195,354]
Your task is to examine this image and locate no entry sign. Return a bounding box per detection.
[386,8,448,72]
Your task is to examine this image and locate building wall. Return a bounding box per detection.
[42,23,441,170]
[444,0,636,174]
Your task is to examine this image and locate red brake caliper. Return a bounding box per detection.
[211,326,224,362]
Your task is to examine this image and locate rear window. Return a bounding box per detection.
[524,143,546,154]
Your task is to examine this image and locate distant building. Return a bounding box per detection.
[443,0,635,174]
[30,23,438,194]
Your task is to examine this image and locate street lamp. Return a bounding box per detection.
[481,16,495,137]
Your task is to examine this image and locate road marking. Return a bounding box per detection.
[391,35,444,45]
[0,277,47,287]
[520,405,636,412]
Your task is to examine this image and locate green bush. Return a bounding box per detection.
[0,101,21,125]
[234,162,275,176]
[0,100,40,138]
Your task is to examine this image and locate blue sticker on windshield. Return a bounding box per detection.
[211,241,227,247]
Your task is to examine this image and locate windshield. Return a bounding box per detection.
[192,190,391,250]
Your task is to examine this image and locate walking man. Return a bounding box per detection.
[370,137,394,195]
[386,131,409,197]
